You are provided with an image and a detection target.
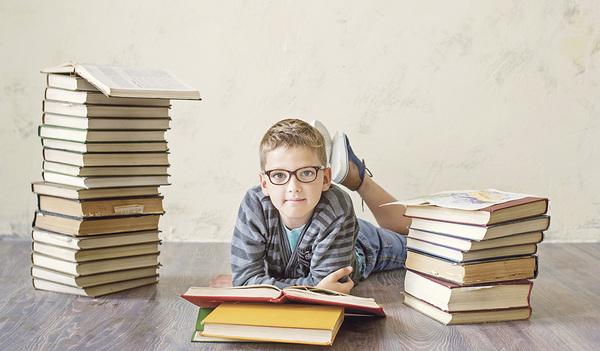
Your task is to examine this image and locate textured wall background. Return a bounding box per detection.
[1,1,598,242]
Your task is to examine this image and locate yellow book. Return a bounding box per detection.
[201,302,344,345]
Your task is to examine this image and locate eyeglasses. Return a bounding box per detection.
[263,166,325,185]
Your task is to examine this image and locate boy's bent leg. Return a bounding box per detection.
[357,175,411,235]
[356,219,407,280]
[329,130,411,234]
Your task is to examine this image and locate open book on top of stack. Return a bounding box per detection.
[181,285,384,345]
[181,284,386,317]
[387,189,550,325]
[31,62,200,297]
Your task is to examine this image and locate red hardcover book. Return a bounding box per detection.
[403,293,532,325]
[405,250,538,285]
[180,285,385,317]
[404,270,533,312]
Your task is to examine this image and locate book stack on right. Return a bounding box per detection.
[395,189,550,325]
[31,62,200,297]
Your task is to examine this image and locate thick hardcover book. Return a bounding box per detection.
[42,62,201,100]
[31,252,160,276]
[404,270,533,312]
[406,237,538,262]
[33,211,161,236]
[181,285,385,317]
[41,139,168,153]
[43,161,169,177]
[32,241,160,262]
[39,125,167,143]
[200,302,344,345]
[42,148,170,167]
[43,100,171,118]
[403,293,532,325]
[37,195,164,218]
[31,229,161,249]
[31,265,159,289]
[42,113,171,130]
[391,189,549,225]
[44,87,171,107]
[408,215,550,241]
[46,73,97,91]
[407,228,544,251]
[405,250,538,285]
[42,171,170,189]
[32,275,158,297]
[31,181,161,200]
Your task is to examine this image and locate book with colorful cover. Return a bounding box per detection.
[389,189,549,226]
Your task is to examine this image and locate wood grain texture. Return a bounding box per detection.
[0,241,599,350]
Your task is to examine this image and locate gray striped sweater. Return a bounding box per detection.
[231,184,361,288]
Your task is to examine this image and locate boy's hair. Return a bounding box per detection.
[259,119,327,170]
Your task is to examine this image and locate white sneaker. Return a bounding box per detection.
[309,120,333,165]
[330,131,349,184]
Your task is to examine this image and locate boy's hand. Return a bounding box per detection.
[316,266,355,294]
[208,274,233,288]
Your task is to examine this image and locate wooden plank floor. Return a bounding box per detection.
[0,240,599,350]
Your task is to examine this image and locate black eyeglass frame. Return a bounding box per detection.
[262,166,326,185]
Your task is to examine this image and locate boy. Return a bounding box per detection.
[211,119,410,293]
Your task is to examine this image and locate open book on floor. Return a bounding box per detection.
[180,284,385,317]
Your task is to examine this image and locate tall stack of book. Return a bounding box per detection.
[31,62,200,297]
[393,189,550,325]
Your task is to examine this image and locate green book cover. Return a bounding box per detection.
[191,307,246,343]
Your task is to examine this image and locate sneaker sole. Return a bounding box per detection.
[309,120,333,164]
[330,131,348,183]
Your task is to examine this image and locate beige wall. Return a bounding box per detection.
[1,1,598,242]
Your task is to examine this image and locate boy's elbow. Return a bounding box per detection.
[231,276,243,287]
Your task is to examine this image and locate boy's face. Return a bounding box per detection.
[259,146,332,229]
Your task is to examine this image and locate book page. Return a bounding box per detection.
[391,189,534,211]
[77,64,194,91]
[184,285,281,298]
[283,287,380,307]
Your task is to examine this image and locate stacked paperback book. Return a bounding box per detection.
[180,284,386,345]
[392,189,550,325]
[31,62,200,297]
